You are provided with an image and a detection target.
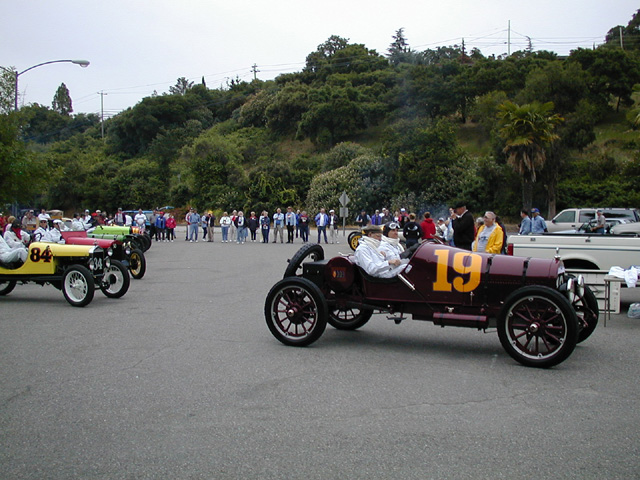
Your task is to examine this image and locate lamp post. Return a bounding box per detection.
[1,59,90,111]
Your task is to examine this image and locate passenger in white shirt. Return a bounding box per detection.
[353,225,405,278]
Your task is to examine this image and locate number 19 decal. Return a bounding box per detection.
[432,249,482,293]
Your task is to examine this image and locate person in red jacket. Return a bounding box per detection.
[420,212,436,239]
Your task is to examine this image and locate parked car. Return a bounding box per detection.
[548,208,639,233]
[553,218,631,235]
[264,243,598,368]
[62,231,146,279]
[611,222,640,236]
[0,242,130,307]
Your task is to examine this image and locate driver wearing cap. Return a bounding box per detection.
[353,224,406,278]
[32,215,51,242]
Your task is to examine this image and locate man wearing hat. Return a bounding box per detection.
[33,215,51,242]
[328,209,339,244]
[21,210,37,234]
[531,208,547,234]
[354,224,405,278]
[451,201,474,251]
[45,219,68,243]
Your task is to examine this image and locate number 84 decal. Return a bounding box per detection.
[29,247,53,263]
[432,249,482,293]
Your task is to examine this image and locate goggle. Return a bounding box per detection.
[387,222,400,229]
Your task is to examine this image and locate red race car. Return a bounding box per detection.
[264,242,598,368]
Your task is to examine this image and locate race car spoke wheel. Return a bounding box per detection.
[100,260,131,298]
[62,265,95,307]
[328,306,373,330]
[283,243,324,278]
[498,286,578,368]
[571,285,599,344]
[0,280,17,296]
[265,277,327,346]
[347,231,362,251]
[128,249,146,279]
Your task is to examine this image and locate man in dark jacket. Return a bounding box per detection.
[451,201,474,251]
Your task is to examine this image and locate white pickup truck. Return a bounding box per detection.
[506,233,640,270]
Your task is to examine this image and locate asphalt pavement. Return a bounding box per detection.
[2,227,640,479]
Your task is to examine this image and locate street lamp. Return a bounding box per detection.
[1,59,90,111]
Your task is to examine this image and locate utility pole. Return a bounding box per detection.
[98,90,107,140]
[508,20,511,56]
[251,63,260,81]
[620,26,624,50]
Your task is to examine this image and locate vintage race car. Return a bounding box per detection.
[264,242,599,368]
[88,225,152,252]
[0,241,130,307]
[61,231,146,279]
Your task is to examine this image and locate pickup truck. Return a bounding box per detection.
[507,233,640,270]
[547,208,639,233]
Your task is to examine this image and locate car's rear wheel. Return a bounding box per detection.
[100,260,130,298]
[283,243,324,278]
[572,285,599,343]
[128,249,146,279]
[498,286,578,368]
[328,306,373,330]
[265,277,327,346]
[62,266,95,307]
[347,231,361,251]
[0,280,17,296]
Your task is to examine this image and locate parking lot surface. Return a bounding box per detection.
[2,230,640,479]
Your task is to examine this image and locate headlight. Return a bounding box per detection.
[107,247,113,257]
[125,247,131,255]
[105,257,111,269]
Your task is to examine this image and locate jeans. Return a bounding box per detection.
[237,226,247,243]
[262,227,270,243]
[317,226,327,243]
[188,224,198,241]
[221,226,229,242]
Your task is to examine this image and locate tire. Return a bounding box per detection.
[128,249,146,279]
[137,234,151,252]
[347,231,361,251]
[283,243,324,278]
[497,286,578,368]
[328,306,373,330]
[0,280,17,296]
[572,285,599,344]
[100,260,131,298]
[264,277,328,346]
[62,266,95,307]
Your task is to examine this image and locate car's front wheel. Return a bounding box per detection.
[571,285,599,343]
[62,266,95,307]
[498,286,578,368]
[100,260,131,298]
[0,280,17,296]
[347,231,361,251]
[128,249,146,279]
[265,277,328,346]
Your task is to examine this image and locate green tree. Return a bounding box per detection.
[169,77,194,95]
[52,82,72,115]
[497,101,563,211]
[387,28,411,65]
[0,67,15,114]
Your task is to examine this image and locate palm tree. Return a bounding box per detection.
[497,101,562,211]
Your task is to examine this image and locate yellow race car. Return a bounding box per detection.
[0,241,130,307]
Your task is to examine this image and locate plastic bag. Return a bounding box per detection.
[628,303,640,318]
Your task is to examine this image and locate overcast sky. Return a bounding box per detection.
[2,0,637,117]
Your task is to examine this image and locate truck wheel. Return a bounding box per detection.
[63,266,95,307]
[128,249,146,279]
[572,285,599,343]
[328,306,373,330]
[283,243,324,278]
[498,286,578,368]
[100,260,131,298]
[265,277,328,346]
[0,280,16,296]
[348,231,361,251]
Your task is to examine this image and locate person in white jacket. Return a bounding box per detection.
[378,222,410,265]
[353,225,405,278]
[2,220,29,263]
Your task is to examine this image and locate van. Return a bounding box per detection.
[547,208,639,233]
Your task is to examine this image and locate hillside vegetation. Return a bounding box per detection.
[2,12,640,222]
